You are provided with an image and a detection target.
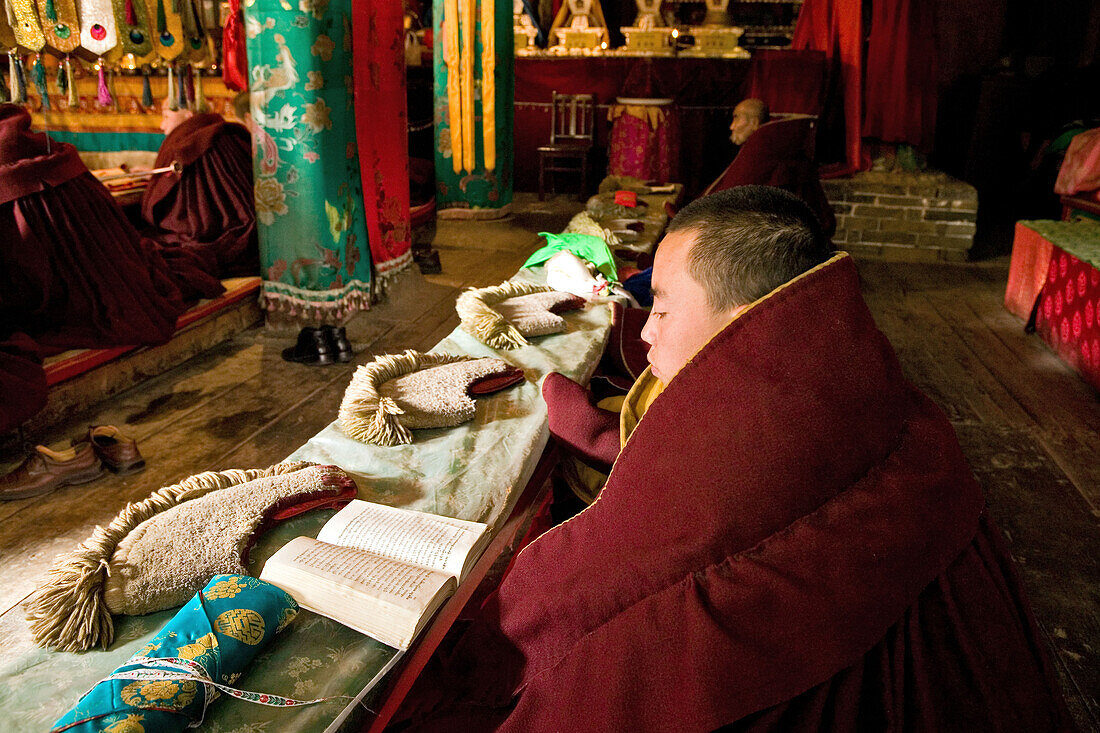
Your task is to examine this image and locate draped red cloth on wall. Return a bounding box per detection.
[351,0,413,281]
[743,48,828,117]
[705,116,836,236]
[403,255,1071,731]
[1036,247,1100,391]
[222,0,249,92]
[141,113,259,279]
[861,0,938,152]
[791,0,865,175]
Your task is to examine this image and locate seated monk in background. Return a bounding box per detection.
[0,103,221,432]
[141,103,258,278]
[400,187,1071,731]
[704,98,836,236]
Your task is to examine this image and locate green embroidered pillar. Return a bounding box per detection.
[433,0,514,218]
[244,0,372,322]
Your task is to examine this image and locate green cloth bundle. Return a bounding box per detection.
[52,575,298,732]
[526,232,619,282]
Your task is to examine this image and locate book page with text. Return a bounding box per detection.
[268,536,451,613]
[317,501,486,579]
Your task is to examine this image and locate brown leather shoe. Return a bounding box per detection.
[75,425,146,475]
[0,444,104,501]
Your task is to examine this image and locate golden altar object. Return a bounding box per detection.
[681,25,749,57]
[681,0,749,58]
[620,0,674,55]
[549,0,609,53]
[514,0,540,52]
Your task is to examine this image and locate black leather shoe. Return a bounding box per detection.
[322,325,354,363]
[281,327,335,365]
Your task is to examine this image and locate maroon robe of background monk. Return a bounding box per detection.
[705,100,836,236]
[401,187,1071,731]
[141,111,258,278]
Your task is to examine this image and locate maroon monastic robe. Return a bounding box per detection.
[0,104,216,432]
[141,113,259,278]
[409,254,1071,731]
[705,118,836,236]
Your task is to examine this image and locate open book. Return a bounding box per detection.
[260,500,490,650]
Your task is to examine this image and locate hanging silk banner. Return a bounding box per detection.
[143,0,184,60]
[78,0,119,57]
[36,0,80,53]
[243,0,373,322]
[111,0,154,57]
[350,0,412,284]
[9,0,46,51]
[433,0,514,218]
[0,9,18,50]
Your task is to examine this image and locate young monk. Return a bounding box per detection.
[401,186,1072,731]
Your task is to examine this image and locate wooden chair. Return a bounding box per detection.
[538,92,596,201]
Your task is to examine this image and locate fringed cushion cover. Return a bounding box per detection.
[339,350,525,446]
[23,461,354,652]
[455,280,585,349]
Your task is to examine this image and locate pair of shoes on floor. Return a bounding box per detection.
[0,426,145,501]
[282,325,354,366]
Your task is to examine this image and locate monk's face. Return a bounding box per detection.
[729,101,761,145]
[641,229,742,384]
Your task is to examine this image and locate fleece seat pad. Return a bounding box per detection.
[339,350,526,446]
[455,280,586,349]
[103,465,357,615]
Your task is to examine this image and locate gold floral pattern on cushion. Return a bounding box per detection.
[176,632,219,660]
[120,679,198,709]
[214,608,266,645]
[103,713,147,733]
[205,577,246,600]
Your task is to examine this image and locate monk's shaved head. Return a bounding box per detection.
[667,185,833,311]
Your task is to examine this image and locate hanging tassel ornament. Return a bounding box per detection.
[193,67,206,112]
[32,55,49,110]
[96,62,112,107]
[176,62,185,109]
[64,56,77,107]
[140,65,153,108]
[165,62,177,110]
[56,58,67,97]
[14,54,28,104]
[182,63,194,108]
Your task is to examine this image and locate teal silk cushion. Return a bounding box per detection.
[52,575,297,732]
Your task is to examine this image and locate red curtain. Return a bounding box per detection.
[791,0,865,175]
[351,1,413,280]
[862,0,938,151]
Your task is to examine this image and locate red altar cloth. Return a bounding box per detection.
[1005,222,1055,320]
[607,101,678,183]
[1036,247,1100,391]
